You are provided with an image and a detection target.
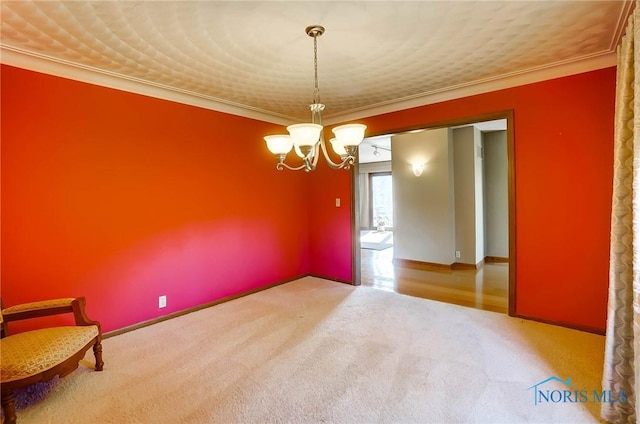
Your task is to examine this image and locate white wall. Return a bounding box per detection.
[452,127,485,265]
[392,128,455,264]
[483,131,509,258]
[473,126,485,264]
[453,127,474,264]
[386,126,507,266]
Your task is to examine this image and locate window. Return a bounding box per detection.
[370,173,393,230]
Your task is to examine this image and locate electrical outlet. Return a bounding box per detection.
[335,198,341,207]
[158,295,167,308]
[455,250,461,259]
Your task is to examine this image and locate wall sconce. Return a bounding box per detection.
[412,162,425,177]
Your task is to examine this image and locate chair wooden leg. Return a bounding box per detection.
[1,391,17,424]
[93,340,104,371]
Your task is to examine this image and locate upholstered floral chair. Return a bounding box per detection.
[0,297,103,424]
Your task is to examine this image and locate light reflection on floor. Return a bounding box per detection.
[360,245,509,314]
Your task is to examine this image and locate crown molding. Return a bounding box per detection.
[322,51,617,125]
[2,44,617,127]
[0,45,295,126]
[610,0,636,51]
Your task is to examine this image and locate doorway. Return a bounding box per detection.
[352,111,515,315]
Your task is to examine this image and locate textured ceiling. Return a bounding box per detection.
[0,1,633,124]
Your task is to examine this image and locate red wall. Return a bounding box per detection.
[309,68,615,332]
[2,65,616,334]
[307,160,353,282]
[1,65,310,333]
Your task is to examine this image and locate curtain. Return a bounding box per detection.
[603,2,640,423]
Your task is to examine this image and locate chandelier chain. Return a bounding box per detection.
[313,34,320,105]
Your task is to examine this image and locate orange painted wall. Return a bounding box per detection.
[2,65,615,334]
[1,65,310,333]
[309,68,615,332]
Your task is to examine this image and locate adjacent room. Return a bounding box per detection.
[1,1,638,423]
[359,120,510,313]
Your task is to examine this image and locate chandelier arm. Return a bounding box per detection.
[309,139,322,169]
[318,136,356,170]
[276,161,307,172]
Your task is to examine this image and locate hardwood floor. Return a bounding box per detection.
[361,246,509,314]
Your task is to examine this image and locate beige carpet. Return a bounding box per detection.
[10,277,604,423]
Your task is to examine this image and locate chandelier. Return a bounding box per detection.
[264,25,367,172]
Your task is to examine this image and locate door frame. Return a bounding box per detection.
[350,110,516,316]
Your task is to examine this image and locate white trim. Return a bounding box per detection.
[609,0,636,52]
[0,45,296,126]
[1,45,616,127]
[322,51,617,125]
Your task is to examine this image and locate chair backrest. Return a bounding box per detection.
[0,306,6,338]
